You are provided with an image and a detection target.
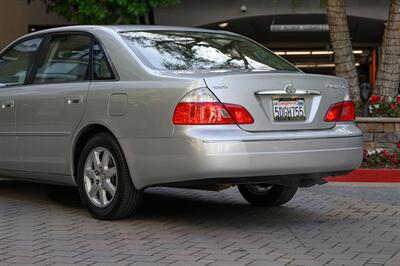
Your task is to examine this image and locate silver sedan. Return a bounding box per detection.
[0,25,363,220]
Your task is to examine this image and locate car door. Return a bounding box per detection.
[15,33,91,175]
[0,37,43,171]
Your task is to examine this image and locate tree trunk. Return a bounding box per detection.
[375,0,400,99]
[326,0,360,102]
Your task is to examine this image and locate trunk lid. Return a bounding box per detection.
[204,72,349,131]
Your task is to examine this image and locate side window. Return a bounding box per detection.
[93,40,115,80]
[33,34,91,84]
[0,38,42,87]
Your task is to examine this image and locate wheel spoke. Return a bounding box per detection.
[92,151,101,170]
[105,167,116,179]
[104,180,116,196]
[98,188,108,205]
[101,150,110,168]
[88,184,98,198]
[85,169,97,181]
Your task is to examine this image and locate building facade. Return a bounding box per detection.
[0,0,68,49]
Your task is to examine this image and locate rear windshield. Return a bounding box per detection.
[120,31,298,72]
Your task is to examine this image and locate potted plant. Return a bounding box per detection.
[368,95,400,117]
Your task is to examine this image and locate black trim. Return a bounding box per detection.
[92,39,117,81]
[147,170,353,189]
[25,36,50,85]
[92,37,119,82]
[88,37,94,81]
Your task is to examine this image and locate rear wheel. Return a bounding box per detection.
[76,133,142,220]
[238,184,298,207]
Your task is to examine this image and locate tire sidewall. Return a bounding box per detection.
[238,184,298,207]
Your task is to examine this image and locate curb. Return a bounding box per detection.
[325,169,400,183]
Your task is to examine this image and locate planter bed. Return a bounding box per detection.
[325,168,400,182]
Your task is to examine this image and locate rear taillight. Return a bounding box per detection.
[173,88,254,125]
[324,101,355,122]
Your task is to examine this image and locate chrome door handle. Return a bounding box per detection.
[1,100,15,109]
[68,96,83,105]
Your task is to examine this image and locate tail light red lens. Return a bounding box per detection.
[224,104,254,124]
[173,102,254,125]
[324,101,355,122]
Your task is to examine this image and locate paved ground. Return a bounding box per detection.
[0,180,400,266]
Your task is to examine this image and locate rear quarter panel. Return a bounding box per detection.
[82,79,204,138]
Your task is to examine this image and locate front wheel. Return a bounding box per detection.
[76,133,143,220]
[238,184,298,207]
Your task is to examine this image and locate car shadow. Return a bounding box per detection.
[0,179,83,208]
[0,180,320,226]
[135,187,319,227]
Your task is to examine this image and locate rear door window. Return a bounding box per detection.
[33,34,91,84]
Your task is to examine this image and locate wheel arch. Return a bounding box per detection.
[72,123,122,183]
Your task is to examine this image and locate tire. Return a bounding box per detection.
[238,184,298,207]
[76,132,142,220]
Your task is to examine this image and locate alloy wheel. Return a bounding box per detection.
[83,147,118,208]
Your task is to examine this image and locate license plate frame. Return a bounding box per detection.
[272,97,306,121]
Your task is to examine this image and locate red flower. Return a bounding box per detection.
[390,104,396,110]
[383,150,391,159]
[370,95,381,104]
[397,143,400,149]
[397,96,400,104]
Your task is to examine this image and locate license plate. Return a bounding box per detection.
[272,97,306,121]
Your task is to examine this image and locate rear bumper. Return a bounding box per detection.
[119,123,363,189]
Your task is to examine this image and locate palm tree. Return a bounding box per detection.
[326,0,360,102]
[375,0,400,99]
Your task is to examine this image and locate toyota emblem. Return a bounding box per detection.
[284,83,296,95]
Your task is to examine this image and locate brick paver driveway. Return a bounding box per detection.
[0,180,399,266]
